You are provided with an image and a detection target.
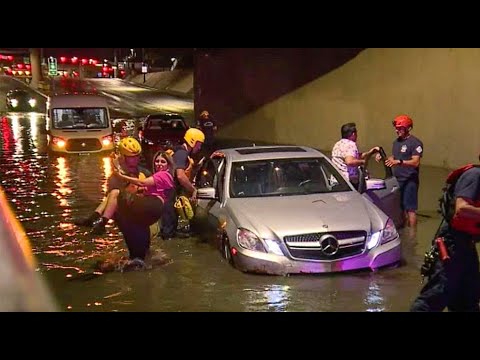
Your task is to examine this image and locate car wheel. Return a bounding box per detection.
[222,235,234,266]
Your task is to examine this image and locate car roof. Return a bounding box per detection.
[7,89,29,95]
[146,113,184,120]
[48,94,108,108]
[217,146,327,162]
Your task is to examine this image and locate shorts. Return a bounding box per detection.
[398,179,419,212]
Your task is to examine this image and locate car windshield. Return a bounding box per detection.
[229,157,351,198]
[9,90,29,99]
[146,118,186,131]
[52,108,109,129]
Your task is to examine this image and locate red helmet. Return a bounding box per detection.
[392,115,413,129]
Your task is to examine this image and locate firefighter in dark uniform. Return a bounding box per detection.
[410,160,480,312]
[196,110,217,155]
[160,128,205,240]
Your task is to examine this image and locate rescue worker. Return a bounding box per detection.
[331,122,379,188]
[382,115,423,228]
[74,137,150,235]
[410,156,480,312]
[196,110,217,155]
[161,128,205,240]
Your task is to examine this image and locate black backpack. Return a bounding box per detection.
[438,164,479,223]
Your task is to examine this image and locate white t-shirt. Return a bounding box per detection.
[331,138,360,181]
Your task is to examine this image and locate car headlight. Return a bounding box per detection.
[366,231,381,250]
[28,98,36,107]
[367,218,398,249]
[264,239,285,256]
[10,99,18,107]
[237,228,266,252]
[380,218,398,245]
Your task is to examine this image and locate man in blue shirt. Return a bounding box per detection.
[384,115,423,228]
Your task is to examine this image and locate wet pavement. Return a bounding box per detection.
[0,111,459,312]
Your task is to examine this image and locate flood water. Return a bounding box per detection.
[0,113,456,312]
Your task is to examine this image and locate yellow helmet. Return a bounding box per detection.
[118,137,142,157]
[175,196,194,220]
[184,128,205,148]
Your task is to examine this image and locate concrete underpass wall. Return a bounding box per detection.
[219,48,480,169]
[127,70,193,97]
[194,48,364,123]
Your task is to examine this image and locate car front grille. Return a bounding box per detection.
[284,231,367,261]
[66,138,102,152]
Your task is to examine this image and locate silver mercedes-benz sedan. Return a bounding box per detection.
[192,146,402,275]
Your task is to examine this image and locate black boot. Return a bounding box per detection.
[91,217,109,235]
[74,211,101,227]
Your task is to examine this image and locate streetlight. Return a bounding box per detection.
[171,57,178,71]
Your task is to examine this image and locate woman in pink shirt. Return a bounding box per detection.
[112,150,175,263]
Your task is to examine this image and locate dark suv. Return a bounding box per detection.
[139,113,189,169]
[6,89,39,112]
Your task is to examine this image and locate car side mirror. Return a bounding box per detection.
[197,187,217,200]
[366,178,387,191]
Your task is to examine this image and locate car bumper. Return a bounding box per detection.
[231,236,401,275]
[49,142,114,154]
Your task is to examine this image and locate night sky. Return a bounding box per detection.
[43,48,193,60]
[44,48,117,59]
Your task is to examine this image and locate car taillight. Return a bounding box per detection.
[102,135,113,146]
[52,137,66,148]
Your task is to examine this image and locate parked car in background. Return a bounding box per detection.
[6,89,40,112]
[192,145,402,275]
[138,113,188,169]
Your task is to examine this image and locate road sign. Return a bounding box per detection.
[48,57,58,76]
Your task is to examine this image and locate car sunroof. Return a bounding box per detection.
[236,147,306,155]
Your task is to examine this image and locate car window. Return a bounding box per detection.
[195,157,225,199]
[9,90,29,99]
[52,108,109,130]
[229,157,351,198]
[196,160,217,188]
[146,118,186,131]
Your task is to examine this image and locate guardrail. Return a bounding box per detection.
[0,187,57,311]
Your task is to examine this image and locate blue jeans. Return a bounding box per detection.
[161,189,178,237]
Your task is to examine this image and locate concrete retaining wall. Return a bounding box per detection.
[219,48,480,169]
[127,70,193,97]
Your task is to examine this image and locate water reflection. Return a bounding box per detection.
[244,284,291,312]
[11,115,24,156]
[54,157,72,211]
[29,113,39,150]
[364,280,386,312]
[102,156,112,197]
